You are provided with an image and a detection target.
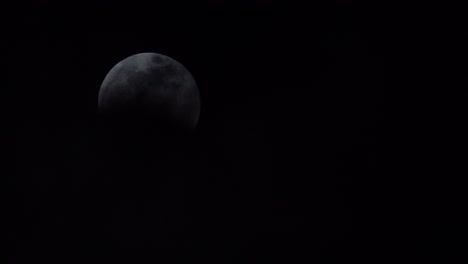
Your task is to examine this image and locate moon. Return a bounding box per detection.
[98,52,201,130]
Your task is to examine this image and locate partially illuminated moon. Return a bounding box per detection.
[98,52,201,129]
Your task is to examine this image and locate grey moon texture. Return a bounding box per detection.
[98,52,200,129]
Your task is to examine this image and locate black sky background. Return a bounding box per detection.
[10,1,466,263]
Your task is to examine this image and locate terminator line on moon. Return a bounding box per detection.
[98,52,201,129]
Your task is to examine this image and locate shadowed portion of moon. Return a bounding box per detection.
[98,52,200,131]
[97,53,200,156]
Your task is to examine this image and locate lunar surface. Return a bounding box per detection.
[98,52,201,129]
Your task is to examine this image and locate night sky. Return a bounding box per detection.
[10,1,466,263]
